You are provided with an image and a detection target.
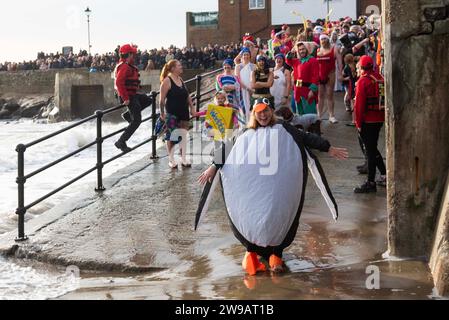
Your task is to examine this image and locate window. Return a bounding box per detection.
[249,0,265,10]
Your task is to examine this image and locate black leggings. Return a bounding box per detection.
[360,123,386,182]
[119,94,152,142]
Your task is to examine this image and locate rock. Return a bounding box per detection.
[0,109,12,119]
[0,95,56,120]
[3,102,20,113]
[20,104,46,118]
[18,97,49,118]
[40,98,56,118]
[47,107,61,123]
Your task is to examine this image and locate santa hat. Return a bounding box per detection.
[319,34,330,41]
[275,30,286,39]
[243,34,255,45]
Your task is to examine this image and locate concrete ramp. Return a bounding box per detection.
[0,152,233,272]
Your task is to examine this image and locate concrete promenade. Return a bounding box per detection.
[0,95,437,299]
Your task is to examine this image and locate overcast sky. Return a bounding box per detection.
[0,0,218,62]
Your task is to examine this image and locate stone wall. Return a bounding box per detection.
[0,68,212,121]
[54,69,161,120]
[0,70,58,95]
[383,0,449,295]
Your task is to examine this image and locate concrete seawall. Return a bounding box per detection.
[0,68,214,121]
[0,70,58,95]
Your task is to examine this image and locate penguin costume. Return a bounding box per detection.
[196,100,342,275]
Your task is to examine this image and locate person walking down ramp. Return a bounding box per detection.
[196,99,348,275]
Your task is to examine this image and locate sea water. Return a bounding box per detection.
[0,114,155,299]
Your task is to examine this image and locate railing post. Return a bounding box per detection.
[150,91,159,160]
[95,110,105,192]
[15,144,28,242]
[195,74,202,113]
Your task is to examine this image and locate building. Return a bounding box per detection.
[187,0,382,47]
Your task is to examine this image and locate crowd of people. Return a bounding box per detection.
[196,14,385,193]
[0,50,116,72]
[90,13,386,277]
[0,44,245,73]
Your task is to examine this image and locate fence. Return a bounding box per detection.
[14,68,221,241]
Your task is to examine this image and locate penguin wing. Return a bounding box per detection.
[194,168,221,230]
[305,149,339,221]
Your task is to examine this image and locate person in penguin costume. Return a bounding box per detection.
[197,99,348,275]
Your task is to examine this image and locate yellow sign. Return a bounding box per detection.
[205,104,234,140]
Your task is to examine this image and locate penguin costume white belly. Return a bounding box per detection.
[196,120,338,273]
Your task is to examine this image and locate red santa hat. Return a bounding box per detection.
[344,16,353,24]
[243,34,255,45]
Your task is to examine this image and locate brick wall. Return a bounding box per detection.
[239,0,272,39]
[187,0,272,47]
[187,0,383,47]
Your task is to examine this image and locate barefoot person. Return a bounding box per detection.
[159,59,198,169]
[197,99,348,275]
[270,53,292,110]
[235,48,256,122]
[317,34,342,123]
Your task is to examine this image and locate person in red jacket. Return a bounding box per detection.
[286,42,319,115]
[353,55,386,193]
[114,44,152,152]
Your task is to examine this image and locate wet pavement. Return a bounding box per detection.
[0,94,438,299]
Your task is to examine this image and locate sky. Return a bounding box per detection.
[0,0,218,62]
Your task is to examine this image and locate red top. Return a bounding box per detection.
[282,37,293,54]
[114,59,140,101]
[286,55,319,103]
[354,70,385,129]
[317,47,336,82]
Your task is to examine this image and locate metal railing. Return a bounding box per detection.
[14,68,221,241]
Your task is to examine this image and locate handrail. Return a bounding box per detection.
[24,114,98,149]
[14,68,221,241]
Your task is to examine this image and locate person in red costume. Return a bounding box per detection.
[286,42,319,115]
[317,34,342,123]
[281,24,294,54]
[353,55,387,193]
[114,44,152,152]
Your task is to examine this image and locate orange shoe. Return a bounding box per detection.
[269,255,284,273]
[243,276,257,290]
[242,252,266,276]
